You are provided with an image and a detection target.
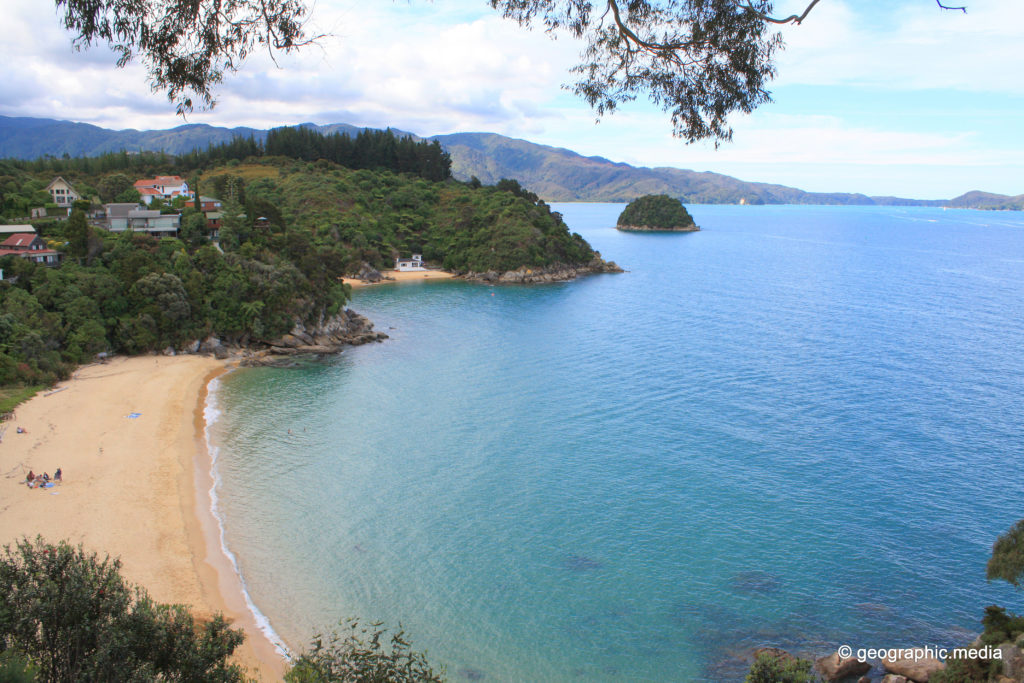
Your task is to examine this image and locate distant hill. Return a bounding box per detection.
[0,115,1018,209]
[945,190,1024,211]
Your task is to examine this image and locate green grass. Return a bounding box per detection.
[0,384,47,415]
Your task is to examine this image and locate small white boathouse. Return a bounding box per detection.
[395,254,426,271]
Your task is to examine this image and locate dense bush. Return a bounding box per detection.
[616,194,696,229]
[285,618,443,683]
[987,519,1024,589]
[745,650,817,683]
[0,537,245,682]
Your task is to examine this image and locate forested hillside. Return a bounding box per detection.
[7,116,1012,207]
[0,128,604,387]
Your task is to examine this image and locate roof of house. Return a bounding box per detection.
[0,225,36,234]
[7,248,59,258]
[134,175,185,188]
[104,203,142,217]
[1,234,42,248]
[128,210,163,219]
[138,187,162,196]
[45,176,75,191]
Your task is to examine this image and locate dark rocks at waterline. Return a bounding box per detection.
[463,257,624,284]
[264,309,388,353]
[353,261,384,283]
[616,223,700,232]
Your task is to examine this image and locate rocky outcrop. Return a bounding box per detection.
[882,655,945,682]
[617,223,700,232]
[998,642,1024,681]
[815,652,872,682]
[263,309,387,354]
[353,262,384,283]
[462,256,624,284]
[182,309,388,366]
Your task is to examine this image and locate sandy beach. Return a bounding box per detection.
[343,269,456,288]
[0,355,286,681]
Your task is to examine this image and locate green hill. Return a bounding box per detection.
[1,116,1019,209]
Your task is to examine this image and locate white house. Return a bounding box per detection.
[45,177,81,207]
[133,176,191,204]
[395,254,425,271]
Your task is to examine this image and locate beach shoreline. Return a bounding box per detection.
[342,268,456,288]
[0,355,287,681]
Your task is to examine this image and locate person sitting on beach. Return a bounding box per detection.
[42,472,49,482]
[54,468,62,482]
[26,471,35,485]
[16,426,25,434]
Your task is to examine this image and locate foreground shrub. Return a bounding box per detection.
[0,536,245,682]
[745,650,817,683]
[285,618,443,682]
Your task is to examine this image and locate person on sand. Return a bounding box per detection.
[55,468,62,482]
[42,472,49,482]
[26,470,35,484]
[16,426,25,434]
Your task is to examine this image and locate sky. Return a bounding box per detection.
[1,0,1022,199]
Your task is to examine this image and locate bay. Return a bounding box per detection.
[209,204,1024,681]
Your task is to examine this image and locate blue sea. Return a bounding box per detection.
[207,204,1024,681]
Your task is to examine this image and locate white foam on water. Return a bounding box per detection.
[204,374,292,661]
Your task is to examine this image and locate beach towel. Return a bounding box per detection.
[127,412,142,419]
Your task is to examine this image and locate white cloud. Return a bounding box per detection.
[776,0,1024,92]
[0,0,1021,199]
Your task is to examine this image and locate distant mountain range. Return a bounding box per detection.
[1,115,1021,209]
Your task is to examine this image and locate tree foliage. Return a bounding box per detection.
[55,0,317,114]
[284,618,443,683]
[49,0,969,143]
[617,193,695,228]
[745,650,817,683]
[987,519,1024,589]
[0,536,245,682]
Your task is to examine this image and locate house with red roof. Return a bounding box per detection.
[133,176,191,205]
[0,233,61,266]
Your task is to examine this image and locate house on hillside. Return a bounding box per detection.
[45,177,81,207]
[133,176,190,204]
[184,196,224,235]
[395,254,425,271]
[184,196,222,212]
[0,233,61,266]
[101,203,180,237]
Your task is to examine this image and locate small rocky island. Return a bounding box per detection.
[616,194,699,232]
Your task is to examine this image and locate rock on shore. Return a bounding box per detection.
[181,308,387,366]
[616,223,700,232]
[462,256,623,284]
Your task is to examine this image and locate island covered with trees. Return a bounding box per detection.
[616,194,699,232]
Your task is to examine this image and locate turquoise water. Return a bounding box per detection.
[209,204,1024,681]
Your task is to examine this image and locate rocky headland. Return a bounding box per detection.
[461,256,624,284]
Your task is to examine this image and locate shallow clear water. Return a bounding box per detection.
[210,204,1024,681]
